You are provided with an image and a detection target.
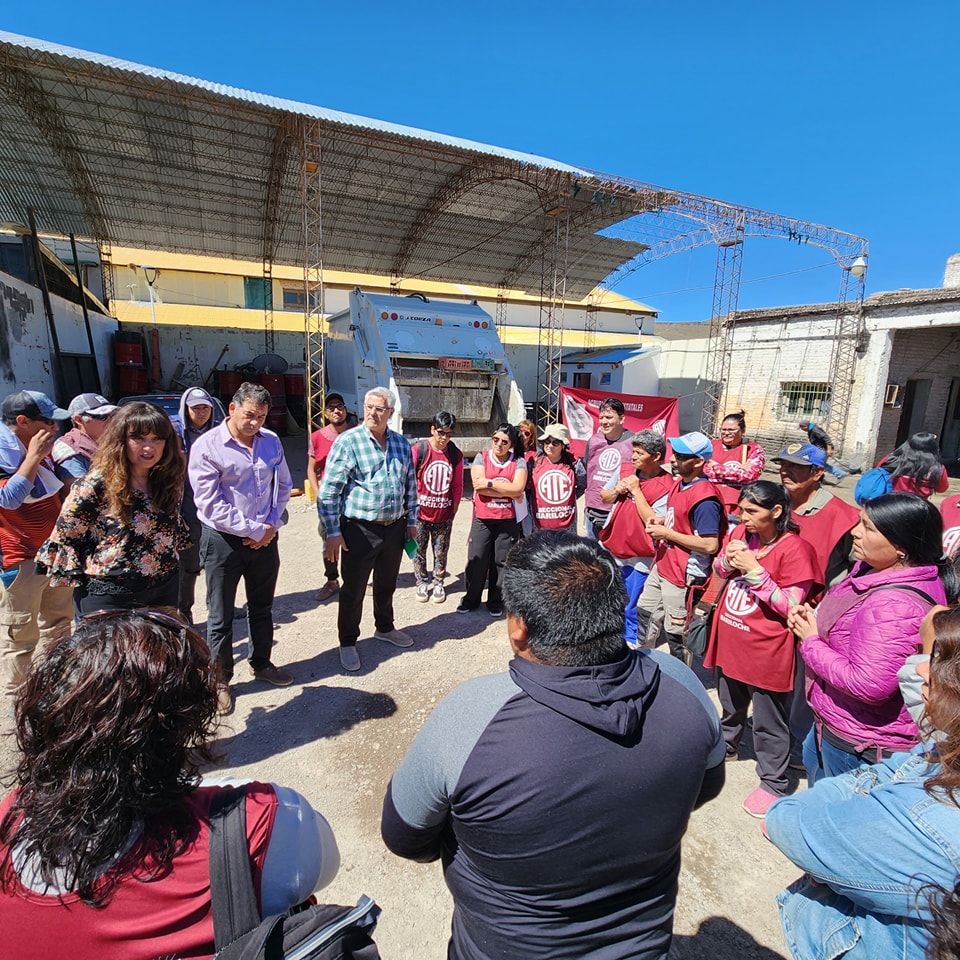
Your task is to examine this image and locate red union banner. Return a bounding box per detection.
[560,387,681,459]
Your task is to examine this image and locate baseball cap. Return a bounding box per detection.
[2,390,70,423]
[775,442,826,468]
[668,431,714,459]
[68,392,117,417]
[538,423,570,444]
[325,393,345,407]
[182,387,214,408]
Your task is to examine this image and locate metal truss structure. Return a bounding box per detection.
[300,123,326,433]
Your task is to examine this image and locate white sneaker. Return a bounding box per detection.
[374,628,414,648]
[431,582,446,604]
[339,646,361,671]
[416,583,430,602]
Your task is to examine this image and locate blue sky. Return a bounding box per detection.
[5,1,959,321]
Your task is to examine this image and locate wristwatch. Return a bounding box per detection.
[486,480,493,488]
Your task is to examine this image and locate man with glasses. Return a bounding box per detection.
[52,392,117,495]
[319,386,418,672]
[635,431,725,663]
[0,390,74,702]
[307,393,354,603]
[411,411,463,604]
[190,382,293,714]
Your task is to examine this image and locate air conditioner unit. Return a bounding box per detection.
[884,383,901,407]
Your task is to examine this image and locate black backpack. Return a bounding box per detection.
[209,787,382,960]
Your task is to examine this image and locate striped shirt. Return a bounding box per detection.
[318,425,418,536]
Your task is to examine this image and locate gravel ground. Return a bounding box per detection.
[4,453,951,958]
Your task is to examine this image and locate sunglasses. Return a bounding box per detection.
[326,403,346,411]
[520,430,533,437]
[435,429,454,438]
[491,436,511,444]
[673,452,700,461]
[542,437,563,446]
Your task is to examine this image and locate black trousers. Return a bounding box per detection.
[717,671,791,797]
[201,526,280,681]
[337,515,405,647]
[77,571,179,616]
[462,516,519,607]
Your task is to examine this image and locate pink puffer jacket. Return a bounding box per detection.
[801,560,945,750]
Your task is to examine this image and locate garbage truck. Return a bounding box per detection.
[323,288,525,456]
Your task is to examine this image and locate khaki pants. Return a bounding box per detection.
[0,562,74,698]
[635,565,689,660]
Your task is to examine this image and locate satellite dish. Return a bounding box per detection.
[251,354,289,375]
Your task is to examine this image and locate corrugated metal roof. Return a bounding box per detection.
[562,346,652,364]
[0,31,658,300]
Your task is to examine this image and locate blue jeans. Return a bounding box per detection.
[802,726,866,785]
[620,566,648,648]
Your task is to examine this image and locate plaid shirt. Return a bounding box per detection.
[318,424,418,536]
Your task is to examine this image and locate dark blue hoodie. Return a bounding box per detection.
[382,649,724,960]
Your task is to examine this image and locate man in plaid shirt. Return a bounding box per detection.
[319,386,418,672]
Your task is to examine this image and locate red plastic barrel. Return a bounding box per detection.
[283,373,305,397]
[114,341,142,365]
[266,405,287,435]
[118,367,148,393]
[261,374,286,403]
[218,370,242,400]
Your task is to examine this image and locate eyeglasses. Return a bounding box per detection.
[435,429,454,438]
[364,404,388,415]
[326,403,346,411]
[542,437,563,446]
[491,436,511,445]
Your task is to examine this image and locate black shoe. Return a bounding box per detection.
[457,600,479,613]
[487,601,504,618]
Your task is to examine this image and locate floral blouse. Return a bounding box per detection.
[36,471,190,589]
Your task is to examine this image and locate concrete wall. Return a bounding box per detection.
[655,333,712,431]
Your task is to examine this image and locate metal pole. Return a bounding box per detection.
[26,207,66,402]
[69,233,102,393]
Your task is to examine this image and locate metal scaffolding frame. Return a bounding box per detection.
[300,122,325,435]
[826,264,868,451]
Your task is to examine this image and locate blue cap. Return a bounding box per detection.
[668,431,714,459]
[775,442,826,468]
[1,390,70,423]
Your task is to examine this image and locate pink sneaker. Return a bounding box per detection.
[743,787,779,819]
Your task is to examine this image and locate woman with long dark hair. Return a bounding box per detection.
[457,423,527,616]
[704,480,821,817]
[36,402,189,612]
[877,432,949,498]
[789,493,958,783]
[0,610,339,959]
[767,605,960,960]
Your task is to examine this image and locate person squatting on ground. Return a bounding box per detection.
[37,402,189,615]
[190,382,293,714]
[382,530,725,960]
[51,392,117,495]
[703,410,766,521]
[528,423,582,532]
[636,431,725,662]
[787,493,957,784]
[457,423,527,617]
[411,411,463,604]
[175,387,222,623]
[596,430,674,647]
[0,609,340,960]
[307,392,353,603]
[766,605,960,960]
[0,390,73,701]
[703,481,821,819]
[579,397,635,539]
[319,386,418,673]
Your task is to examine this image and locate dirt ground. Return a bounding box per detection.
[4,453,953,959]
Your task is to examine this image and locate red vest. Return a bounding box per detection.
[708,439,761,508]
[584,432,634,511]
[415,442,458,523]
[655,477,724,587]
[0,783,277,960]
[531,456,577,529]
[473,451,520,521]
[942,494,960,558]
[598,469,674,559]
[704,530,821,692]
[793,495,860,583]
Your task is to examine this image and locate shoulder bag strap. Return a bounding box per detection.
[208,786,261,951]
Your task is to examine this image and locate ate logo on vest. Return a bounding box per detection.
[422,459,453,496]
[598,448,622,473]
[945,526,960,558]
[723,579,759,617]
[536,469,574,505]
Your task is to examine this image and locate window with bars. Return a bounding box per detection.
[779,381,831,420]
